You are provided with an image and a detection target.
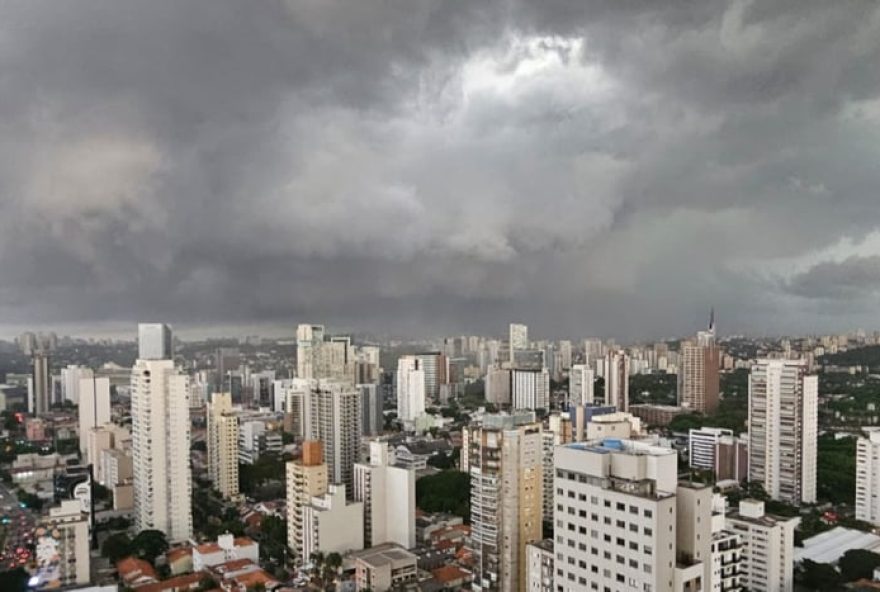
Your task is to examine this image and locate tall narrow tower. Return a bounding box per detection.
[131,358,193,541]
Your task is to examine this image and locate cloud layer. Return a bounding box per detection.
[2,0,880,339]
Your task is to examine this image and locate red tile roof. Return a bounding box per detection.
[432,565,469,584]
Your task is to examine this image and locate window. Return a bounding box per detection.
[617,502,626,511]
[644,509,653,518]
[616,520,625,528]
[644,527,653,536]
[630,505,639,514]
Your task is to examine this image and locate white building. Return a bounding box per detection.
[61,365,92,405]
[553,439,690,592]
[525,539,554,592]
[748,359,818,504]
[354,441,416,549]
[727,499,798,592]
[568,364,594,407]
[856,428,880,526]
[137,323,173,360]
[296,324,325,380]
[32,500,90,589]
[688,427,734,472]
[131,358,192,541]
[603,350,630,412]
[78,376,111,461]
[511,368,550,411]
[302,484,364,559]
[396,357,425,424]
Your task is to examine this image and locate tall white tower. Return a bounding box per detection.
[78,376,111,461]
[603,349,630,412]
[748,359,818,504]
[137,323,173,360]
[131,359,193,541]
[396,357,425,423]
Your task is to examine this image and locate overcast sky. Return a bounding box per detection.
[2,0,880,341]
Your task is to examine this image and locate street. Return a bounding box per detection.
[0,481,37,571]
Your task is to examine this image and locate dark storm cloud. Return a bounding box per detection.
[2,0,880,339]
[786,256,880,300]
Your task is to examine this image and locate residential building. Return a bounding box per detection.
[856,428,880,526]
[238,420,282,465]
[727,499,797,592]
[305,381,362,494]
[467,412,543,592]
[287,440,329,563]
[629,404,691,427]
[30,351,51,416]
[511,368,550,411]
[61,365,92,405]
[207,393,240,499]
[297,324,325,380]
[416,352,448,402]
[525,539,554,592]
[131,358,192,541]
[353,441,416,549]
[553,439,685,592]
[568,364,594,407]
[31,500,90,589]
[302,484,364,559]
[352,543,418,592]
[396,357,425,424]
[715,435,749,483]
[688,427,734,472]
[603,349,630,412]
[748,359,818,504]
[678,316,720,414]
[509,323,529,362]
[360,383,384,437]
[137,323,173,360]
[78,376,111,460]
[485,366,511,407]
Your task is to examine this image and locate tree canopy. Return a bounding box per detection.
[416,470,470,521]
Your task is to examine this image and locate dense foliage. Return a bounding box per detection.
[817,434,856,504]
[416,470,470,521]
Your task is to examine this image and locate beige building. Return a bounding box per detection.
[468,412,543,592]
[603,349,630,412]
[678,322,720,414]
[525,539,554,592]
[352,543,418,592]
[207,392,240,499]
[287,440,329,563]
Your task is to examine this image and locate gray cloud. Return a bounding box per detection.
[1,0,880,340]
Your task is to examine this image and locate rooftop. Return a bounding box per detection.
[795,527,880,565]
[352,543,418,568]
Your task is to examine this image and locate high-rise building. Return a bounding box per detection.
[78,376,111,460]
[509,323,528,363]
[61,365,92,405]
[131,358,192,541]
[558,340,572,371]
[29,351,51,416]
[359,383,384,437]
[287,440,329,563]
[568,364,594,407]
[525,540,554,592]
[137,323,173,360]
[214,347,241,393]
[297,324,324,380]
[302,484,364,559]
[396,357,425,424]
[727,499,797,592]
[678,316,720,414]
[31,500,90,589]
[305,381,362,495]
[485,366,511,407]
[416,352,448,402]
[715,434,749,483]
[603,349,630,412]
[467,412,542,592]
[856,428,880,526]
[748,359,818,504]
[510,368,550,411]
[354,441,416,549]
[207,393,240,500]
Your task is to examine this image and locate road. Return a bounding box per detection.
[0,481,38,571]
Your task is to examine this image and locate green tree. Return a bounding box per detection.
[797,560,843,591]
[839,549,880,582]
[101,532,133,564]
[416,470,471,521]
[131,529,169,565]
